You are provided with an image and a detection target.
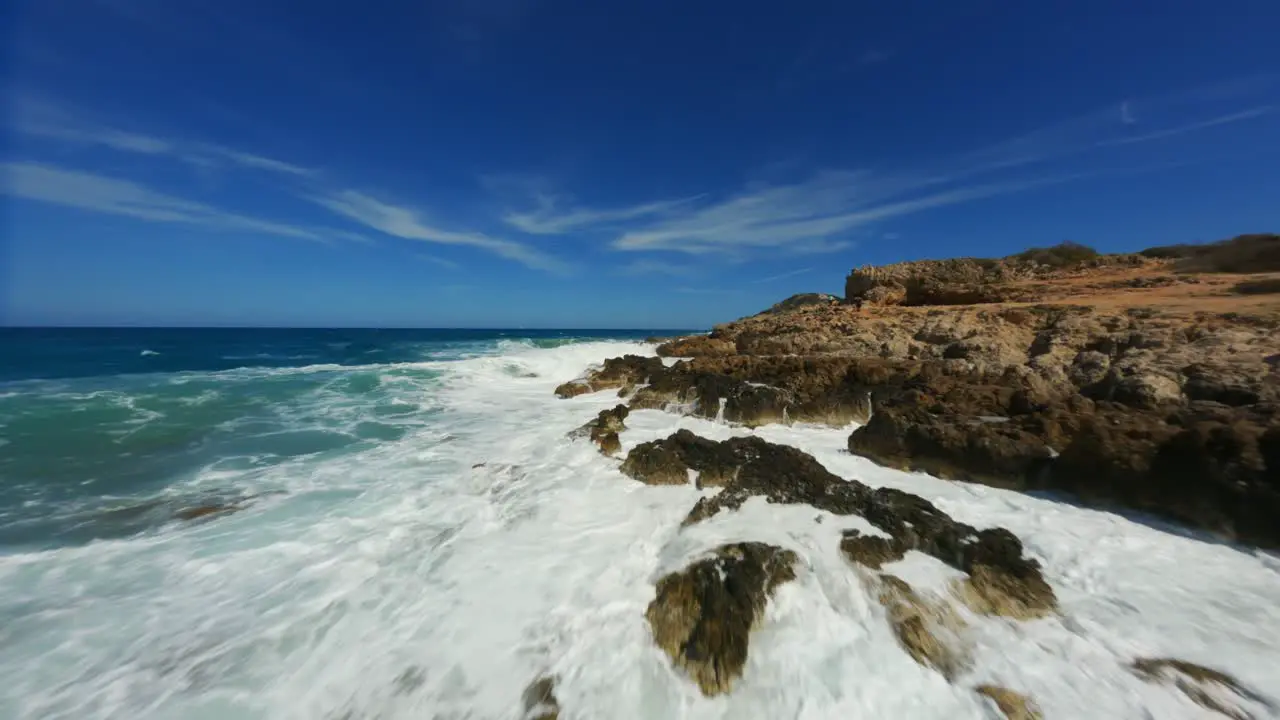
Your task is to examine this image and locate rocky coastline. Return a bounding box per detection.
[540,234,1279,717]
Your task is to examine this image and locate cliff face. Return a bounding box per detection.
[562,236,1280,547]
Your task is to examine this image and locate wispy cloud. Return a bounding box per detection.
[2,161,325,241]
[502,195,699,235]
[949,79,1276,178]
[751,267,811,283]
[1095,107,1272,148]
[611,172,1058,255]
[542,78,1276,258]
[12,97,317,178]
[310,190,569,273]
[418,253,462,270]
[617,259,694,277]
[198,145,316,177]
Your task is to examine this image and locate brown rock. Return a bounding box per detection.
[839,531,905,569]
[646,542,798,696]
[952,564,1057,619]
[848,407,1056,490]
[554,355,665,398]
[570,404,631,456]
[975,685,1042,720]
[521,676,559,720]
[1131,657,1272,720]
[629,432,1057,611]
[655,335,737,358]
[568,240,1280,547]
[620,429,742,487]
[875,574,969,680]
[553,380,592,399]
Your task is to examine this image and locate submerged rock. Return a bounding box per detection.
[646,542,798,696]
[975,685,1042,720]
[521,676,559,720]
[1130,657,1273,720]
[570,404,630,456]
[874,573,969,680]
[173,503,246,522]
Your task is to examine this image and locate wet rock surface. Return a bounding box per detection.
[1130,657,1274,720]
[623,431,1058,618]
[975,685,1042,720]
[874,573,969,680]
[553,354,665,398]
[520,676,559,720]
[570,404,630,456]
[646,542,798,696]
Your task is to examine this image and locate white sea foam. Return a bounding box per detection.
[0,339,1278,719]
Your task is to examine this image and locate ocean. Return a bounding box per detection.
[1,327,1278,719]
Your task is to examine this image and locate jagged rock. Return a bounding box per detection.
[655,335,737,358]
[848,407,1056,489]
[560,238,1280,546]
[646,542,798,696]
[1183,363,1265,406]
[975,685,1042,720]
[553,380,593,399]
[554,355,665,398]
[840,531,905,569]
[1131,658,1273,720]
[625,432,1058,614]
[952,564,1057,620]
[570,404,630,456]
[875,574,969,680]
[521,676,559,720]
[758,292,841,315]
[620,429,742,487]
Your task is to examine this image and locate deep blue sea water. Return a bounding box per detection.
[0,327,681,550]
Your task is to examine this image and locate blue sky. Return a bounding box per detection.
[3,1,1279,328]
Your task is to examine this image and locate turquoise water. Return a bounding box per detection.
[0,328,676,551]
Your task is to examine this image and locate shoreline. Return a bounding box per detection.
[543,235,1279,716]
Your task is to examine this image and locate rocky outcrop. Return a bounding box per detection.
[654,335,736,358]
[844,245,1150,308]
[620,429,740,486]
[622,431,1055,691]
[646,542,798,696]
[554,354,665,398]
[757,292,840,315]
[559,236,1280,546]
[570,404,630,456]
[623,432,1057,618]
[850,399,1280,547]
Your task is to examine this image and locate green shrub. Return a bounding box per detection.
[1231,278,1280,295]
[1010,241,1100,268]
[1140,234,1280,273]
